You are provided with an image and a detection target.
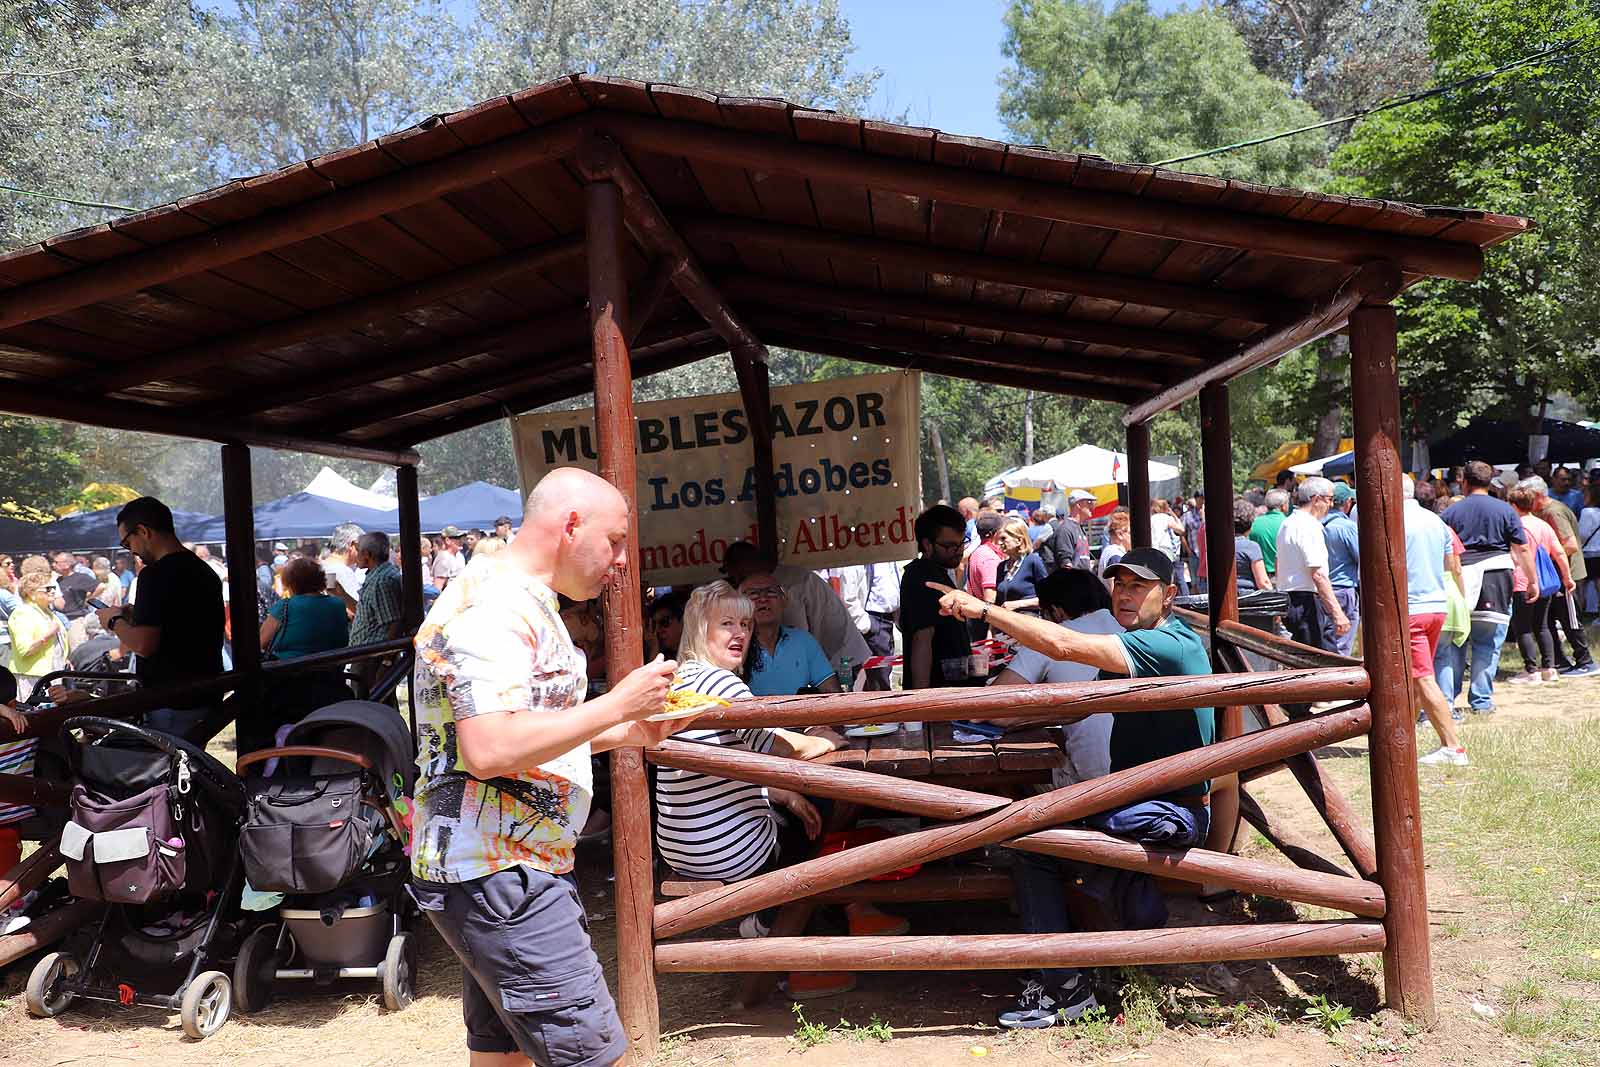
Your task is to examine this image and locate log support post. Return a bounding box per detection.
[1127,420,1152,549]
[1350,296,1435,1024]
[1199,383,1243,856]
[587,179,658,1058]
[221,444,260,679]
[732,344,780,555]
[397,464,423,633]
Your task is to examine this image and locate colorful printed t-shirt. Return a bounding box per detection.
[411,557,591,883]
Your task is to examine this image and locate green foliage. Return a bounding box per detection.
[999,0,1325,184]
[467,0,877,111]
[0,415,81,512]
[1332,0,1600,433]
[788,1002,891,1046]
[1299,993,1353,1034]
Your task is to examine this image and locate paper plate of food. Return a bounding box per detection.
[646,690,731,721]
[843,723,899,738]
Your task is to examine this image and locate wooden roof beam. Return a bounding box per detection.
[0,118,587,333]
[575,135,767,355]
[319,322,717,436]
[759,329,1152,406]
[1123,261,1403,425]
[747,313,1178,391]
[376,336,732,447]
[593,113,1485,281]
[86,235,586,393]
[681,215,1295,326]
[725,275,1219,364]
[0,389,418,465]
[212,304,587,417]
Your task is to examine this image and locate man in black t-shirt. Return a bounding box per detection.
[1036,490,1096,573]
[96,497,224,737]
[52,551,97,649]
[1440,460,1538,713]
[899,505,976,688]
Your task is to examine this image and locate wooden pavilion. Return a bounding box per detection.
[0,74,1528,1055]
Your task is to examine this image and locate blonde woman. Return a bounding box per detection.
[654,580,901,997]
[995,517,1047,613]
[7,573,67,703]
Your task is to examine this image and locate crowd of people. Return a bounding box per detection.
[9,456,1594,1059]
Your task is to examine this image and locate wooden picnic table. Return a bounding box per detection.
[818,720,1064,784]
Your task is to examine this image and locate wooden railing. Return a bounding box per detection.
[626,663,1376,981]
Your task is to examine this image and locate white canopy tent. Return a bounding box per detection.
[303,466,399,512]
[1289,449,1355,476]
[1003,444,1179,490]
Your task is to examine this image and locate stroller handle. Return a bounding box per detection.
[236,745,374,774]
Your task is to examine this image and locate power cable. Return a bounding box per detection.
[1155,29,1600,166]
[0,181,137,213]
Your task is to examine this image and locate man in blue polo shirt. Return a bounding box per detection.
[736,574,841,696]
[929,547,1214,1029]
[1321,483,1361,656]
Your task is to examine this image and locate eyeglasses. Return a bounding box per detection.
[933,539,964,552]
[745,587,785,600]
[118,527,140,551]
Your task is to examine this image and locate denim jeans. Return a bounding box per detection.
[1013,799,1210,989]
[1435,619,1508,710]
[1466,619,1508,709]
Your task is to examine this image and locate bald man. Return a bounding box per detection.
[410,467,685,1067]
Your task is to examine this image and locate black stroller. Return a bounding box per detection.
[232,700,418,1013]
[26,716,247,1040]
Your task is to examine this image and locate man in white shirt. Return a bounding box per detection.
[431,526,466,591]
[818,565,871,638]
[861,560,902,690]
[990,569,1123,786]
[1274,477,1349,653]
[322,522,367,619]
[724,542,869,673]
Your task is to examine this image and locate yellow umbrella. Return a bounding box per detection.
[1248,439,1353,482]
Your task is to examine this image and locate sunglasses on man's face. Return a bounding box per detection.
[745,586,785,600]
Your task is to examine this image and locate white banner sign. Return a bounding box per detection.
[512,371,922,585]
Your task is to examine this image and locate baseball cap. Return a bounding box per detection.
[1332,483,1356,506]
[494,515,514,526]
[1103,546,1175,585]
[1035,504,1055,518]
[440,525,464,537]
[272,542,289,551]
[1066,489,1096,504]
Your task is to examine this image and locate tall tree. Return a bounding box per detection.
[999,0,1325,184]
[466,0,877,109]
[1332,0,1600,440]
[0,416,81,513]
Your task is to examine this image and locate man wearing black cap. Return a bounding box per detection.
[493,515,514,543]
[929,546,1214,1029]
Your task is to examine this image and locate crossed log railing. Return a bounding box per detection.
[635,662,1380,978]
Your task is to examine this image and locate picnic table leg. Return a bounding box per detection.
[735,800,861,1008]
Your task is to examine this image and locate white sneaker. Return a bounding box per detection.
[739,914,771,939]
[1418,746,1470,767]
[1505,672,1542,685]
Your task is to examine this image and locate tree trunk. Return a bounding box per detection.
[1023,390,1035,466]
[1310,335,1348,458]
[930,420,952,504]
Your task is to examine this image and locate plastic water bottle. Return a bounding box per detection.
[836,655,853,689]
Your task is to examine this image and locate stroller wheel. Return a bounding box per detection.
[380,932,416,1011]
[233,924,286,1014]
[25,951,79,1018]
[180,971,232,1040]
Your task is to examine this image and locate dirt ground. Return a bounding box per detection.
[0,680,1593,1067]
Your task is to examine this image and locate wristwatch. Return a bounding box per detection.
[106,615,120,632]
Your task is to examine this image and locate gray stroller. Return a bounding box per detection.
[231,701,418,1013]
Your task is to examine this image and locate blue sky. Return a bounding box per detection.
[837,0,1185,141]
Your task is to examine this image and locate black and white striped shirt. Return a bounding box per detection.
[654,661,780,882]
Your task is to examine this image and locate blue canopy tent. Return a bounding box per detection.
[191,492,399,542]
[416,482,521,533]
[0,505,219,553]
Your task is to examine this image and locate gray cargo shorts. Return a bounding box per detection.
[411,864,627,1067]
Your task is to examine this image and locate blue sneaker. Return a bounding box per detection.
[1469,703,1496,715]
[998,977,1100,1029]
[1450,707,1466,723]
[1560,663,1600,678]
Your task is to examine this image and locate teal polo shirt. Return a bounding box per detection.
[1101,615,1216,799]
[748,626,836,697]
